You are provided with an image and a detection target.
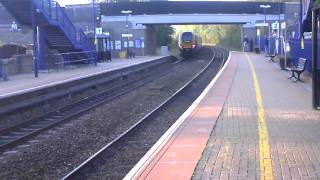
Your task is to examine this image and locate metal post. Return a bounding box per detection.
[36,26,45,71]
[31,3,38,78]
[284,21,287,69]
[93,0,96,43]
[278,0,281,54]
[121,10,132,58]
[312,10,319,109]
[260,5,271,55]
[92,0,97,66]
[126,14,129,58]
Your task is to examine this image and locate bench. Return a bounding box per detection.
[287,58,307,82]
[266,53,277,62]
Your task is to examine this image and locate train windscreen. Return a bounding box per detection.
[181,32,193,42]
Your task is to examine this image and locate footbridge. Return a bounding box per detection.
[101,1,285,28]
[0,0,97,77]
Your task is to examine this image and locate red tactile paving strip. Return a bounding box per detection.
[135,53,239,180]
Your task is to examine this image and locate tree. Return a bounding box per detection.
[173,25,242,50]
[155,25,175,47]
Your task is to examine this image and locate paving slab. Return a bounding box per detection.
[194,52,320,180]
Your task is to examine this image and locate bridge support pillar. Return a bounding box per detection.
[145,25,157,55]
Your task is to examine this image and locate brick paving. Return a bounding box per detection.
[193,52,320,180]
[127,51,238,180]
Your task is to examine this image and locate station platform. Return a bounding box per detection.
[125,52,320,180]
[0,56,164,98]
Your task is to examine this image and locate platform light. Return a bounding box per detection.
[259,4,271,9]
[121,10,133,14]
[121,10,133,58]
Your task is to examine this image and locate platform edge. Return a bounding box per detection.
[124,51,233,180]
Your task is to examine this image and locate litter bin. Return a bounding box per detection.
[119,51,127,59]
[254,47,260,54]
[279,56,285,70]
[279,54,292,70]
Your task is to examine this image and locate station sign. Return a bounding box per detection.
[122,34,133,38]
[304,32,312,39]
[96,28,103,35]
[271,22,286,30]
[272,23,279,30]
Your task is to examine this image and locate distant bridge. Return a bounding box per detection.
[100,1,285,28]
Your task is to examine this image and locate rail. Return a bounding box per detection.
[61,47,228,180]
[0,56,172,153]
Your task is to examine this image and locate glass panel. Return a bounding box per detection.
[181,32,193,42]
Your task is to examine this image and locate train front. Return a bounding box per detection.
[179,32,196,58]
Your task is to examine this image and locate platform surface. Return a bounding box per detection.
[126,52,320,180]
[0,56,164,98]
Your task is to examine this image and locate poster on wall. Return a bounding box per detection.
[135,40,141,48]
[124,41,128,48]
[108,41,113,50]
[129,41,134,48]
[115,40,121,50]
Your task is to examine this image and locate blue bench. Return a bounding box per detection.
[287,58,307,82]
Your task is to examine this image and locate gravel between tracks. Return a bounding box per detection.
[73,47,226,180]
[0,47,217,179]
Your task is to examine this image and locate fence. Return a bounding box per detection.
[0,51,97,81]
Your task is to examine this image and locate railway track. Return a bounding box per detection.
[61,47,228,180]
[0,59,178,152]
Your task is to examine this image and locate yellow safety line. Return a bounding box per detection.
[245,53,274,180]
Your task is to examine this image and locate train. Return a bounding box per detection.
[178,32,202,58]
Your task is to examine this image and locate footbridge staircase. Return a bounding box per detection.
[0,0,97,74]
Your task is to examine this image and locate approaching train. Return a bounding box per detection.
[178,32,202,58]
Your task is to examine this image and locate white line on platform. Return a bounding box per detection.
[124,50,233,180]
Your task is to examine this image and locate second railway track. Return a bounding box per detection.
[0,58,177,151]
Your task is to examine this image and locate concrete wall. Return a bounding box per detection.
[145,25,156,55]
[242,27,254,52]
[100,21,148,57]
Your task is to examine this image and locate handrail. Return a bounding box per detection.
[32,0,95,54]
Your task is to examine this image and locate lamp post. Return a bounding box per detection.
[121,10,132,58]
[92,0,97,65]
[93,0,96,43]
[260,5,271,22]
[260,4,271,54]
